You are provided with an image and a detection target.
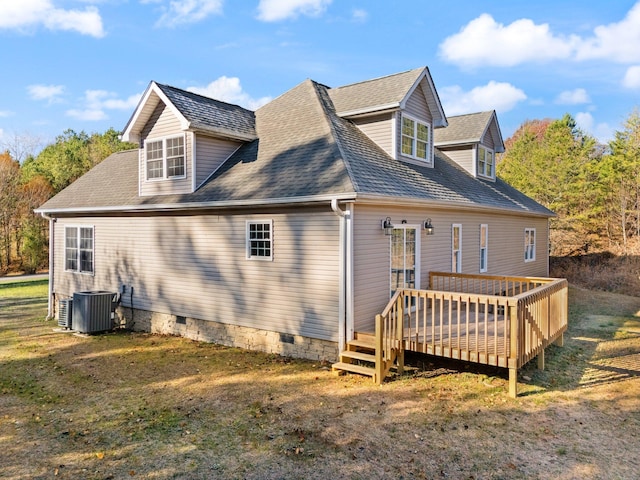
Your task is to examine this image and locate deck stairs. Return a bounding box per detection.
[332,332,402,383]
[332,333,377,380]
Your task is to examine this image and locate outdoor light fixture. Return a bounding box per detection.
[424,218,434,235]
[382,217,393,236]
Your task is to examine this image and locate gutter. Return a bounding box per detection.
[39,212,56,319]
[35,193,359,216]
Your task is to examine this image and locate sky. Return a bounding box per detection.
[1,0,640,156]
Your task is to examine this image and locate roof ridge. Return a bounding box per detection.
[446,110,494,119]
[155,82,255,113]
[310,81,359,193]
[331,67,424,91]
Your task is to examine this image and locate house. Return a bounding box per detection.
[36,67,556,372]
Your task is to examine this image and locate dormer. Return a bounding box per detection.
[329,67,447,167]
[433,110,505,181]
[122,82,256,196]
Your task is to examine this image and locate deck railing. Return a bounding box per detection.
[375,272,568,396]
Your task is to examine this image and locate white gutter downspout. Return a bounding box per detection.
[331,198,353,352]
[40,212,55,319]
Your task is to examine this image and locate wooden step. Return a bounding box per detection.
[340,350,376,363]
[331,362,376,377]
[347,338,375,350]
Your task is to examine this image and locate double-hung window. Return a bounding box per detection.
[65,226,94,274]
[145,135,185,180]
[401,114,431,164]
[247,220,273,261]
[480,224,488,273]
[524,228,536,262]
[477,146,495,178]
[452,224,462,273]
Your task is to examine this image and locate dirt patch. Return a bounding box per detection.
[1,283,639,479]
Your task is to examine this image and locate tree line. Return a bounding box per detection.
[1,109,639,274]
[497,110,640,256]
[0,128,134,274]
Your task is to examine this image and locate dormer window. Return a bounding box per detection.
[145,134,186,180]
[478,145,494,179]
[401,114,431,164]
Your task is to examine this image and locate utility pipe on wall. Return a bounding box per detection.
[40,212,56,319]
[331,198,354,352]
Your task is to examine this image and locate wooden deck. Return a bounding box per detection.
[333,272,569,397]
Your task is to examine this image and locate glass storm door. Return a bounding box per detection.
[390,226,420,297]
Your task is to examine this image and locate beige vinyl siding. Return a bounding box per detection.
[139,103,193,196]
[352,114,393,156]
[440,146,474,175]
[352,204,550,332]
[194,134,242,188]
[52,208,341,341]
[404,86,433,124]
[482,126,496,151]
[141,102,181,138]
[395,85,434,162]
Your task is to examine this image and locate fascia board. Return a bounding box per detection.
[34,193,359,215]
[121,82,190,143]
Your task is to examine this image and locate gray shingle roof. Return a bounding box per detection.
[38,72,552,218]
[328,68,425,115]
[156,83,256,139]
[434,111,495,146]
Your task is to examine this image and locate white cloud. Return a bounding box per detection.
[155,0,223,28]
[439,81,527,116]
[575,112,614,143]
[257,0,332,22]
[575,3,640,62]
[27,84,65,104]
[439,2,640,68]
[188,76,272,110]
[352,8,368,23]
[439,13,577,68]
[623,65,640,89]
[0,0,104,37]
[0,110,13,118]
[555,88,590,105]
[66,89,142,121]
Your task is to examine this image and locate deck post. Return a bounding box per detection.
[509,368,518,398]
[396,293,405,375]
[555,333,564,347]
[375,314,383,385]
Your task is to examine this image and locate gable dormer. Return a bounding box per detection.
[433,110,505,181]
[328,67,447,167]
[122,82,256,197]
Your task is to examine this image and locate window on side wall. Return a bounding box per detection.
[145,134,185,180]
[401,114,432,164]
[477,146,495,179]
[65,226,94,274]
[452,224,462,273]
[247,220,273,261]
[524,228,536,262]
[480,224,488,273]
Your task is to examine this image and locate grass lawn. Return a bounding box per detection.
[1,280,639,479]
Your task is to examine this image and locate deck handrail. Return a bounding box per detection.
[374,273,568,396]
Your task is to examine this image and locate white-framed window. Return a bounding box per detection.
[400,114,432,163]
[452,224,462,273]
[145,134,186,180]
[246,220,273,261]
[65,226,94,274]
[477,145,495,178]
[480,224,488,273]
[525,228,536,262]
